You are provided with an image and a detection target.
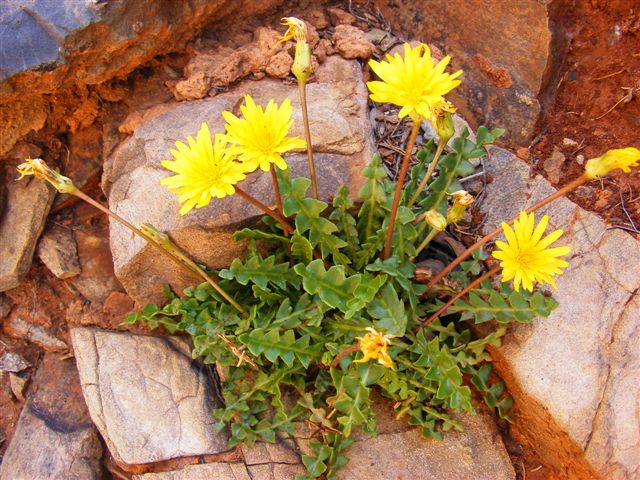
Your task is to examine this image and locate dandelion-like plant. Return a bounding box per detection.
[353,327,395,369]
[222,95,305,172]
[492,211,571,292]
[367,43,462,125]
[161,122,249,215]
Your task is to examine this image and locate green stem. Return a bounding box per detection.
[270,165,284,216]
[382,121,421,260]
[408,140,446,208]
[72,189,246,315]
[298,79,318,199]
[411,228,439,260]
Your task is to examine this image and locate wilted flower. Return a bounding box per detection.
[353,327,395,369]
[492,211,571,292]
[446,191,474,224]
[584,147,640,179]
[222,95,306,172]
[16,158,76,193]
[280,17,307,42]
[367,43,462,125]
[160,122,249,215]
[280,17,312,83]
[424,209,447,231]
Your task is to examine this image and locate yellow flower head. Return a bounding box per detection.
[280,17,307,42]
[222,95,306,172]
[16,158,76,193]
[584,147,640,179]
[160,122,249,215]
[367,43,462,124]
[451,190,474,207]
[492,211,571,292]
[353,327,395,369]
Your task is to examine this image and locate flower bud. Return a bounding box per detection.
[584,147,640,179]
[424,209,447,231]
[435,111,455,142]
[16,158,76,194]
[292,40,312,83]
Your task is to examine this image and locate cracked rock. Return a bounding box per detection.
[102,55,375,304]
[37,224,81,279]
[71,327,229,465]
[480,147,640,479]
[0,353,103,480]
[133,463,252,480]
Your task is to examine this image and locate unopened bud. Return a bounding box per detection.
[435,111,455,142]
[292,40,312,83]
[424,210,447,231]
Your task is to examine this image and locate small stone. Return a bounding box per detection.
[102,291,135,320]
[305,8,329,29]
[9,373,28,401]
[265,51,293,78]
[576,154,585,165]
[562,137,579,148]
[72,328,229,465]
[332,25,374,59]
[0,352,29,373]
[327,6,356,25]
[172,72,211,101]
[3,316,68,352]
[0,161,56,292]
[543,147,565,184]
[37,225,81,279]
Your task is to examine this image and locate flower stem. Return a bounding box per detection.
[408,139,446,208]
[270,165,284,215]
[417,265,501,331]
[235,186,294,234]
[298,79,318,199]
[411,228,439,260]
[382,121,422,260]
[72,189,246,315]
[424,173,590,289]
[331,344,360,368]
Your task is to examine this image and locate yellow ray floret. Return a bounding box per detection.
[160,122,249,215]
[222,95,306,172]
[584,147,640,179]
[367,43,462,124]
[353,327,395,369]
[492,211,571,292]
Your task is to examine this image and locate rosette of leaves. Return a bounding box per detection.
[128,126,558,479]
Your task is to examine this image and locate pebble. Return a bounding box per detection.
[576,154,585,165]
[0,352,29,373]
[562,137,579,148]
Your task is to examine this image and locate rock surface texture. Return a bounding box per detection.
[373,0,564,144]
[0,161,55,291]
[480,147,640,479]
[71,327,229,465]
[0,354,103,480]
[0,0,286,156]
[103,55,376,304]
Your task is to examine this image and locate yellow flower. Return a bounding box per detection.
[367,43,462,124]
[354,327,395,369]
[424,209,447,231]
[222,95,306,172]
[280,17,307,42]
[584,147,640,179]
[16,158,76,193]
[492,211,571,292]
[160,122,248,215]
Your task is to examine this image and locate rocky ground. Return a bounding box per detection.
[0,1,638,479]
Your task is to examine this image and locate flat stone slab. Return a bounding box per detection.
[103,55,375,304]
[71,327,229,465]
[0,353,103,480]
[480,147,640,479]
[133,464,252,480]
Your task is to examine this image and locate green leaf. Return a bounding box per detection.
[330,186,359,258]
[291,233,313,264]
[233,228,289,244]
[357,154,388,241]
[367,283,406,336]
[294,260,361,313]
[220,256,299,290]
[238,329,319,368]
[419,151,464,214]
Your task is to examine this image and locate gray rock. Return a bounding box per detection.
[71,327,230,465]
[0,162,55,291]
[3,316,68,352]
[0,352,29,373]
[0,353,103,480]
[37,225,81,279]
[479,147,640,479]
[242,440,306,479]
[103,55,375,304]
[133,464,252,480]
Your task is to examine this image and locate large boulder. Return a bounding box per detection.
[479,147,640,479]
[103,55,376,305]
[373,0,566,145]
